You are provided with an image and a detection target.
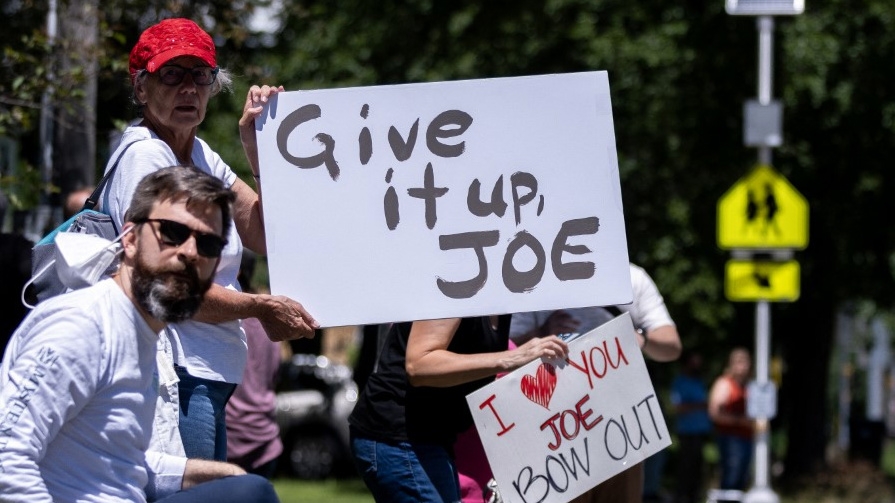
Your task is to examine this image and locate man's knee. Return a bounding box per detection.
[209,474,279,503]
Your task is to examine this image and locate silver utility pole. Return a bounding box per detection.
[748,16,777,503]
[723,2,805,503]
[757,16,774,165]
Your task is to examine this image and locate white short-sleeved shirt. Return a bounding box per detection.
[0,280,158,503]
[615,263,675,332]
[101,125,247,383]
[510,263,675,342]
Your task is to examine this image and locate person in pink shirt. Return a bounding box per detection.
[225,251,285,477]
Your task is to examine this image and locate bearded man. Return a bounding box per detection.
[0,167,278,503]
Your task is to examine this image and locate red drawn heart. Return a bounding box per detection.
[520,362,557,410]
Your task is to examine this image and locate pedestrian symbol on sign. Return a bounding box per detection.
[744,182,780,237]
[717,164,808,250]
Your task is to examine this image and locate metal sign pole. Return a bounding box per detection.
[744,15,780,503]
[746,299,778,502]
[757,16,774,163]
[722,4,805,501]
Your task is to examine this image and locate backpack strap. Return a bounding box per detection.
[81,139,142,211]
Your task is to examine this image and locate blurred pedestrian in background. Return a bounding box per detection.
[671,350,713,503]
[708,347,754,498]
[63,186,95,219]
[226,250,287,478]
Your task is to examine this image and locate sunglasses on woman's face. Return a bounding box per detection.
[152,65,219,86]
[136,218,227,258]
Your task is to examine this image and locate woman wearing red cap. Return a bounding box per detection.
[99,18,318,493]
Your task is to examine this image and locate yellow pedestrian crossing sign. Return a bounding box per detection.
[725,260,800,302]
[717,164,808,249]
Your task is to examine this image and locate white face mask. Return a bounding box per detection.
[54,231,127,290]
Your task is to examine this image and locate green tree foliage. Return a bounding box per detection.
[0,0,50,139]
[0,0,271,201]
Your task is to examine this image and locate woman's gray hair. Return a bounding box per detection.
[214,68,234,94]
[132,67,233,115]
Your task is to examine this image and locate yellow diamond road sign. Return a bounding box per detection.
[717,164,808,249]
[725,260,800,302]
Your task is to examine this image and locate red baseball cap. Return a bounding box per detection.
[129,18,217,81]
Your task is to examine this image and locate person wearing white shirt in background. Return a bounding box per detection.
[509,262,682,503]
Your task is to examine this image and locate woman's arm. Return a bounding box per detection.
[192,284,318,341]
[233,84,284,255]
[405,318,569,388]
[229,178,266,254]
[707,377,729,422]
[197,84,318,339]
[239,84,283,177]
[639,324,682,362]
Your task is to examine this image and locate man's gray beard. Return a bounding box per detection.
[131,253,214,323]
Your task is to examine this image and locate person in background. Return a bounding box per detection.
[708,347,754,498]
[510,262,682,503]
[349,317,568,503]
[101,17,317,462]
[0,167,278,503]
[63,186,95,219]
[225,250,286,478]
[670,350,713,503]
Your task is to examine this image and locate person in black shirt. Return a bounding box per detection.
[349,316,568,503]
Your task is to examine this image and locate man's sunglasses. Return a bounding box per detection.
[149,65,219,86]
[136,218,227,258]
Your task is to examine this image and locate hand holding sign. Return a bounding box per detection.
[467,313,671,503]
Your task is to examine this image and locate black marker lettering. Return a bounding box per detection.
[407,163,449,230]
[502,231,546,293]
[436,230,500,299]
[552,217,599,281]
[426,110,473,158]
[276,104,340,180]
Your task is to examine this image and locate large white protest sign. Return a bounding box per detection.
[256,72,631,327]
[466,313,671,503]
